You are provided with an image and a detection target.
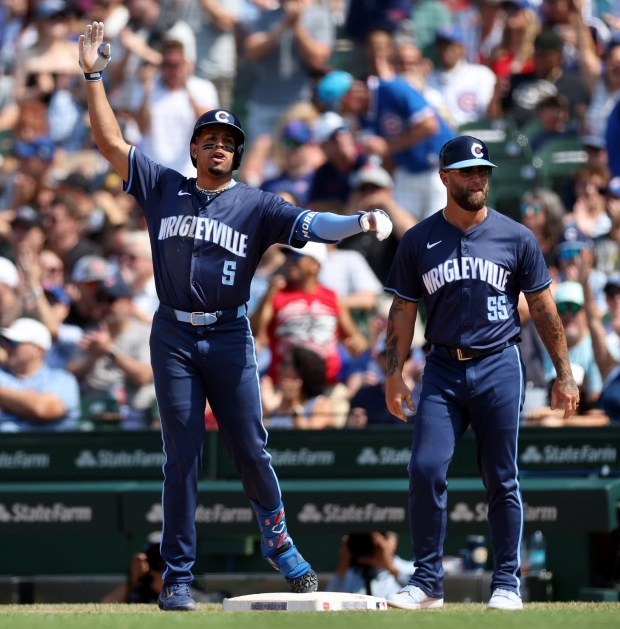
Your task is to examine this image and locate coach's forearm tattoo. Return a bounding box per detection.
[385,297,408,377]
[528,292,573,380]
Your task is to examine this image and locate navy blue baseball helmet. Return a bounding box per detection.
[190,109,245,170]
[439,135,497,170]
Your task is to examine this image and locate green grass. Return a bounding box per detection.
[0,603,619,629]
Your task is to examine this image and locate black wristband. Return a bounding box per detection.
[84,71,103,81]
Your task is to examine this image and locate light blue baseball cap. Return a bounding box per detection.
[316,71,354,110]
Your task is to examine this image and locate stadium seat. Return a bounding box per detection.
[531,136,587,196]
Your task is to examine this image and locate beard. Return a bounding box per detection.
[451,187,488,212]
[207,162,232,177]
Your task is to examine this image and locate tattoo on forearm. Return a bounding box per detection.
[385,298,409,377]
[529,293,573,379]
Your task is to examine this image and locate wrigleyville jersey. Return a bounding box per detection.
[384,209,552,349]
[124,147,309,312]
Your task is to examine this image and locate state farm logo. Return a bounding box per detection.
[356,447,410,466]
[449,501,557,523]
[268,448,335,466]
[0,502,92,523]
[145,503,253,524]
[520,444,617,465]
[297,502,405,524]
[75,449,165,468]
[0,450,50,469]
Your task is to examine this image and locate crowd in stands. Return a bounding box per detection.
[0,0,619,432]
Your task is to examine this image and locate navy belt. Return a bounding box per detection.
[432,337,520,361]
[158,304,245,326]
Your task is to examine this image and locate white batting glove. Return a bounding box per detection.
[78,22,111,81]
[359,209,393,241]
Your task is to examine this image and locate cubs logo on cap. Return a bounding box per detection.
[214,110,232,123]
[439,135,497,170]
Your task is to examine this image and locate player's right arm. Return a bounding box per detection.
[79,22,131,182]
[384,295,417,421]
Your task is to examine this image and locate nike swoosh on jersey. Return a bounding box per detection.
[427,240,442,249]
[178,190,192,196]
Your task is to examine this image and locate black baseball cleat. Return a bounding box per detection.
[157,582,197,611]
[287,568,319,593]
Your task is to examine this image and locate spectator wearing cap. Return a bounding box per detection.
[541,281,602,412]
[43,195,104,277]
[426,25,497,127]
[260,118,320,206]
[486,0,539,81]
[64,255,113,331]
[240,101,323,189]
[528,93,576,152]
[315,70,455,220]
[592,176,620,279]
[580,132,608,169]
[0,256,21,327]
[488,28,591,127]
[3,206,45,263]
[583,41,620,153]
[251,241,368,395]
[553,220,608,317]
[307,112,367,214]
[131,31,219,178]
[338,161,416,284]
[0,317,80,432]
[67,274,156,430]
[239,0,334,152]
[0,137,56,212]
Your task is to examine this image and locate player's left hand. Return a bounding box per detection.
[359,209,393,241]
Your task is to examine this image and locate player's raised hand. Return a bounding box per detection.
[359,209,393,241]
[78,22,111,76]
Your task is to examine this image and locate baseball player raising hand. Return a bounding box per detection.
[383,136,579,611]
[79,22,392,611]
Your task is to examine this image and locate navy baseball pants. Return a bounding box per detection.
[150,308,282,584]
[407,343,525,598]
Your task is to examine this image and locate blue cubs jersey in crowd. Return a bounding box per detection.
[384,209,552,349]
[360,76,455,173]
[125,147,308,312]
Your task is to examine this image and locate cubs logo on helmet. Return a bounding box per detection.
[439,135,497,170]
[190,109,245,170]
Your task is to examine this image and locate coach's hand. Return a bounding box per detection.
[385,374,414,422]
[359,209,393,241]
[79,21,111,79]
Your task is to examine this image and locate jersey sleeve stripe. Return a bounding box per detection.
[384,287,420,302]
[124,146,136,192]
